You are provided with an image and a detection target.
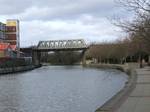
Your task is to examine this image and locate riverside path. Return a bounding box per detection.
[117,66,150,112]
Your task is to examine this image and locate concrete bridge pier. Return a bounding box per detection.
[148,55,150,64]
[32,50,41,66]
[81,50,87,65]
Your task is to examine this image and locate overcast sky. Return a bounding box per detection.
[0,0,132,47]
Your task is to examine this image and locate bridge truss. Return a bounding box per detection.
[37,39,88,51]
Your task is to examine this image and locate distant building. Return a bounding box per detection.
[0,22,6,41]
[5,19,20,57]
[0,43,17,58]
[0,19,20,58]
[0,19,21,57]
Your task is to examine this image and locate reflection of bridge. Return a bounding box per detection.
[32,39,88,65]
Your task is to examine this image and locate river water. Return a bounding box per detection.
[0,66,128,112]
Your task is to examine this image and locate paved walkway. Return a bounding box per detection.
[117,66,150,112]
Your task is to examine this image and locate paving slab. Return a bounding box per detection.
[130,84,150,97]
[134,97,150,112]
[136,70,150,75]
[117,97,150,112]
[137,75,150,83]
[116,67,150,112]
[117,97,138,112]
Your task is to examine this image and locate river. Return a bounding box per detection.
[0,66,128,112]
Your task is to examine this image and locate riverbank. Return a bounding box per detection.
[0,65,41,74]
[116,66,150,112]
[86,63,138,112]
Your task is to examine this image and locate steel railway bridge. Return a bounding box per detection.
[32,39,88,65]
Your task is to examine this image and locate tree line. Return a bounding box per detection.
[116,0,150,52]
[86,38,149,64]
[86,0,150,65]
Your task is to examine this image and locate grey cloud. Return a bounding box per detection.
[0,0,128,46]
[20,17,122,47]
[0,0,117,20]
[0,0,31,14]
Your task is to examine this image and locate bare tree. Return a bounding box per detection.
[116,0,150,65]
[117,0,150,13]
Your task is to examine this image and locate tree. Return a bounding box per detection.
[117,0,150,13]
[116,0,150,65]
[116,0,150,46]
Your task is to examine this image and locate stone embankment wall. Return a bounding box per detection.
[0,65,41,74]
[86,63,138,112]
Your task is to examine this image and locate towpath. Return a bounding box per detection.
[117,66,150,112]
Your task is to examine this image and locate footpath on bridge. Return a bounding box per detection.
[116,66,150,112]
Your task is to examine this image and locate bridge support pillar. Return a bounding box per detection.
[32,50,41,66]
[81,50,86,65]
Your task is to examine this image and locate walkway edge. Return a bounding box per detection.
[86,64,137,112]
[0,65,41,75]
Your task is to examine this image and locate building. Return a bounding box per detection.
[0,43,16,58]
[0,20,33,66]
[5,19,20,57]
[0,22,6,41]
[0,19,20,58]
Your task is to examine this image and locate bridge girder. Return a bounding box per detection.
[37,39,87,51]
